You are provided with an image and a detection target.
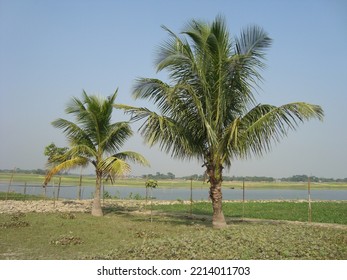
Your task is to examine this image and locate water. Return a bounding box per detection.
[1,183,347,201]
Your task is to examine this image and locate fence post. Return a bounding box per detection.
[24,182,27,199]
[43,183,47,199]
[102,180,105,205]
[57,177,61,201]
[150,186,153,223]
[53,179,56,207]
[78,173,82,200]
[190,178,193,217]
[242,178,245,220]
[308,176,312,223]
[6,168,16,200]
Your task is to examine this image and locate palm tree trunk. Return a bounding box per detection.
[207,164,227,228]
[91,172,103,216]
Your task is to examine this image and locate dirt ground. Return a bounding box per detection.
[0,199,181,214]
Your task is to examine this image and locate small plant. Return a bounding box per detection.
[0,213,30,228]
[10,213,26,220]
[103,191,112,199]
[144,180,158,222]
[133,193,144,200]
[128,192,145,200]
[50,234,83,246]
[60,213,76,219]
[0,220,30,228]
[113,190,120,199]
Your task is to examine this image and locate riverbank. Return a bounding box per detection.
[1,172,347,189]
[0,199,186,214]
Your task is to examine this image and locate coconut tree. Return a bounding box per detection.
[44,90,149,216]
[118,16,324,228]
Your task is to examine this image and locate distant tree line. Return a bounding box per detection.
[0,168,46,175]
[142,172,175,180]
[178,175,275,182]
[228,176,275,182]
[280,175,347,183]
[173,174,347,183]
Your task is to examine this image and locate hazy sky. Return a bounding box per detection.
[0,0,346,178]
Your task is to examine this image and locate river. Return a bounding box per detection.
[1,183,347,201]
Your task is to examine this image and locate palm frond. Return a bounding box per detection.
[100,122,133,154]
[99,156,131,178]
[228,25,272,104]
[235,25,272,62]
[52,118,94,148]
[156,25,195,76]
[113,151,150,167]
[44,156,89,186]
[220,118,241,165]
[67,144,97,160]
[116,104,154,123]
[135,109,198,159]
[238,102,324,158]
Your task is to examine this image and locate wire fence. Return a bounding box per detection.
[2,176,347,225]
[2,177,347,202]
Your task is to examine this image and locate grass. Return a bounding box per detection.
[153,201,347,225]
[0,175,346,260]
[0,210,346,260]
[0,192,45,201]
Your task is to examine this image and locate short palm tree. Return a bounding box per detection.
[44,90,149,216]
[119,16,324,228]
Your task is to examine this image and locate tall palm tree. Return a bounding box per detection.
[44,90,149,216]
[118,16,324,228]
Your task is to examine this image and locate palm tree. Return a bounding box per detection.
[44,90,149,216]
[118,16,324,228]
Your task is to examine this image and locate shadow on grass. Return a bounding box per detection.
[101,203,259,228]
[102,204,214,227]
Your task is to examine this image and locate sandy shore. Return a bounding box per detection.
[0,200,92,214]
[0,199,344,214]
[0,199,187,214]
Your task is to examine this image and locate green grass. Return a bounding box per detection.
[0,192,45,201]
[152,201,347,225]
[0,210,346,260]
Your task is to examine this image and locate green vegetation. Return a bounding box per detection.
[44,143,69,168]
[0,208,345,260]
[0,15,342,261]
[153,201,347,225]
[0,192,44,201]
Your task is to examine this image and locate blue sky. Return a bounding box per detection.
[0,0,346,178]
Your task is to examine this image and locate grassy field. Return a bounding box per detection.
[0,198,346,260]
[153,201,347,225]
[0,209,346,260]
[0,192,45,201]
[1,172,347,189]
